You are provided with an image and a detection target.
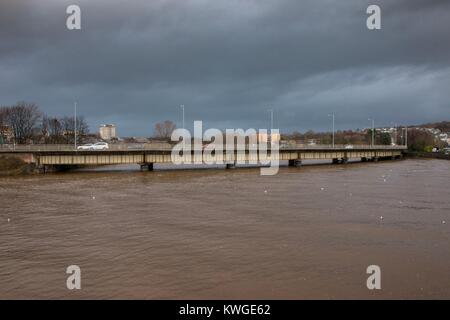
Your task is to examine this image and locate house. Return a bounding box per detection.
[0,125,13,143]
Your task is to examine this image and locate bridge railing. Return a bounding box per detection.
[0,143,407,152]
[280,143,407,150]
[0,144,76,152]
[0,143,174,152]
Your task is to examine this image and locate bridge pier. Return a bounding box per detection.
[226,162,236,169]
[140,163,154,171]
[288,159,302,167]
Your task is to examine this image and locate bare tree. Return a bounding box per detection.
[154,120,176,140]
[1,104,90,144]
[76,115,89,142]
[60,116,89,144]
[5,102,41,144]
[0,107,9,143]
[43,116,65,143]
[41,114,49,143]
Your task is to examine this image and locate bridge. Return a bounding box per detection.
[0,143,406,172]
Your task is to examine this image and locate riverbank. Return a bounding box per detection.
[0,155,35,176]
[405,152,450,160]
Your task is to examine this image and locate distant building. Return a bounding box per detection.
[99,124,117,140]
[253,132,281,143]
[0,125,13,143]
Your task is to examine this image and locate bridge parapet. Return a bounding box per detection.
[0,144,406,166]
[0,143,407,153]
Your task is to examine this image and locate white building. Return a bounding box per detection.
[99,124,117,140]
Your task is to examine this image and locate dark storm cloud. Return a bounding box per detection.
[1,0,449,135]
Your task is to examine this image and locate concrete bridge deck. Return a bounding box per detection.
[0,144,406,170]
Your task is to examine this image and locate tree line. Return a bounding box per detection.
[0,102,89,144]
[282,129,393,145]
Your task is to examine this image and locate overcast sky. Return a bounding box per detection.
[1,0,449,136]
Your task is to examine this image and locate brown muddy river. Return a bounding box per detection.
[0,159,449,299]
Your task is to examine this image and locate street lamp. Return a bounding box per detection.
[267,109,273,130]
[268,109,274,143]
[404,126,408,147]
[368,118,375,147]
[328,113,335,148]
[180,104,185,130]
[74,101,77,150]
[180,104,185,148]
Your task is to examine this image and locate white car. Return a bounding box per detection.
[92,142,109,150]
[77,142,109,151]
[344,145,354,149]
[77,144,93,150]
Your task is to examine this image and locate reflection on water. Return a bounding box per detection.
[0,159,449,299]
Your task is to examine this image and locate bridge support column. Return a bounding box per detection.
[226,162,236,169]
[288,159,302,167]
[140,163,154,171]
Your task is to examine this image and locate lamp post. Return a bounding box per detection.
[180,104,185,131]
[268,109,274,128]
[74,102,77,150]
[405,126,408,148]
[394,122,397,145]
[268,109,273,143]
[328,113,335,148]
[180,104,185,147]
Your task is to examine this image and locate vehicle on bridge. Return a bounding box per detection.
[77,142,109,151]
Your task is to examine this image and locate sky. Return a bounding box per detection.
[0,0,449,136]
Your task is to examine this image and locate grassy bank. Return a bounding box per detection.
[0,155,34,176]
